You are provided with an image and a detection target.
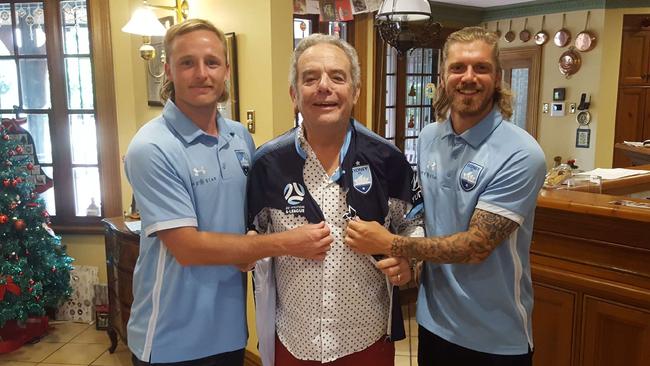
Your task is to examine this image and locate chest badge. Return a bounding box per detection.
[352,164,372,194]
[234,150,250,175]
[459,161,484,191]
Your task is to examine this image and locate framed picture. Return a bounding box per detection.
[147,16,174,107]
[218,32,239,121]
[575,128,591,148]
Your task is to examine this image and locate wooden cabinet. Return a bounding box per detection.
[531,178,650,366]
[614,16,650,167]
[581,297,650,366]
[102,217,139,353]
[532,284,576,366]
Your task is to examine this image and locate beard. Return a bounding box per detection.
[449,86,495,118]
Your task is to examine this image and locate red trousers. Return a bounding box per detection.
[275,334,395,366]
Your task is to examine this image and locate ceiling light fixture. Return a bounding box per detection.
[376,0,441,55]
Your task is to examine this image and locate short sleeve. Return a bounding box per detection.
[477,147,546,224]
[125,140,197,237]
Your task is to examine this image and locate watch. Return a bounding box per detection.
[576,110,591,126]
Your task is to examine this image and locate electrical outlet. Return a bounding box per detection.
[246,110,255,133]
[569,103,577,114]
[543,103,549,114]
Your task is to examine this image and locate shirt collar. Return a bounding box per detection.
[162,100,233,147]
[441,106,503,148]
[295,119,354,182]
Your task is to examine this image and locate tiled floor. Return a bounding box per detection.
[0,314,417,366]
[394,303,419,366]
[0,321,130,366]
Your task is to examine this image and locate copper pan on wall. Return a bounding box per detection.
[575,11,597,52]
[554,13,571,47]
[559,47,581,79]
[534,15,549,45]
[520,18,531,42]
[504,19,515,42]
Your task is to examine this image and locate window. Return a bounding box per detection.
[0,0,120,232]
[380,45,440,167]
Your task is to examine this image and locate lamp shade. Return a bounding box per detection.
[377,0,431,22]
[122,7,167,36]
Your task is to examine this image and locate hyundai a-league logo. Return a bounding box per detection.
[284,182,305,206]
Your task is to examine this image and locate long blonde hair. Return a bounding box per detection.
[433,26,513,121]
[159,19,230,104]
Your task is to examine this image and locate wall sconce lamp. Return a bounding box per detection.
[376,0,441,55]
[122,0,189,63]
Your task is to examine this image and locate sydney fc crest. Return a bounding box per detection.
[234,150,250,175]
[459,161,483,191]
[352,164,372,194]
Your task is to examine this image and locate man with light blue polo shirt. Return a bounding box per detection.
[345,26,546,365]
[124,19,333,366]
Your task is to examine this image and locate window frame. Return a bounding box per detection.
[0,0,121,233]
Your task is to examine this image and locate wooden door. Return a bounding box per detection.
[581,296,650,366]
[613,88,647,167]
[532,283,577,366]
[499,46,542,139]
[619,30,650,85]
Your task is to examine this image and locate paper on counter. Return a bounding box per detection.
[623,141,645,148]
[578,168,650,180]
[125,220,141,234]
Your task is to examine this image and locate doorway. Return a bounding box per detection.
[499,46,542,139]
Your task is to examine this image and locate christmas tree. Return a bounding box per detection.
[0,118,73,328]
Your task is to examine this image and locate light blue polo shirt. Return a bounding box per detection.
[416,107,546,355]
[124,100,255,363]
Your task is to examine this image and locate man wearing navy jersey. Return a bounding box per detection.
[248,34,423,365]
[345,27,546,366]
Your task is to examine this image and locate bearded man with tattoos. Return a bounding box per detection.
[345,27,546,366]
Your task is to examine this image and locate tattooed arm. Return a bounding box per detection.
[345,208,518,264]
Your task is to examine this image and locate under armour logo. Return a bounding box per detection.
[192,166,206,176]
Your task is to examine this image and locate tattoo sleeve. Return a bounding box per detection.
[390,208,519,263]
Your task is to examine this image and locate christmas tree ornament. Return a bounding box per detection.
[0,214,7,224]
[2,179,9,187]
[26,163,33,170]
[0,276,21,301]
[13,219,25,231]
[15,146,23,154]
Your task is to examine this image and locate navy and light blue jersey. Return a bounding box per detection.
[124,100,254,363]
[417,107,546,355]
[248,119,423,344]
[248,119,422,227]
